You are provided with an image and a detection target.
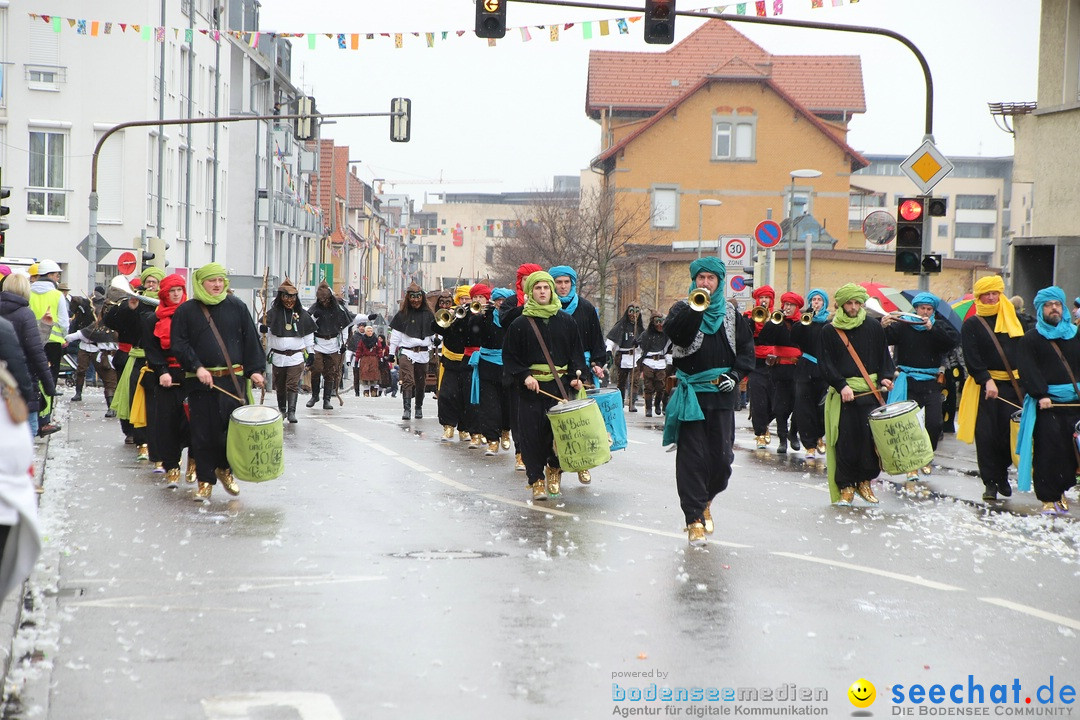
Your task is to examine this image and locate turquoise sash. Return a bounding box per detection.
[887,365,938,403]
[661,366,730,447]
[1015,383,1078,492]
[469,348,503,405]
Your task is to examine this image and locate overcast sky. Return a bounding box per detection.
[259,0,1039,202]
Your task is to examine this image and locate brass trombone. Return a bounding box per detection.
[750,305,769,324]
[435,308,455,329]
[768,310,785,325]
[688,287,711,312]
[106,274,160,307]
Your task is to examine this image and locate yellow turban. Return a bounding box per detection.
[454,284,472,305]
[972,275,1023,337]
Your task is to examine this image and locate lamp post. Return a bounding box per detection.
[786,169,821,291]
[697,199,722,259]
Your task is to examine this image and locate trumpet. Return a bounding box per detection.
[469,299,485,315]
[454,304,469,319]
[106,275,160,307]
[750,305,769,324]
[435,308,455,329]
[800,312,814,326]
[769,310,785,325]
[688,287,711,312]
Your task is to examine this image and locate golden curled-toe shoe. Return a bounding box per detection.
[194,481,213,502]
[514,453,525,472]
[577,470,591,485]
[485,441,499,456]
[164,468,181,489]
[837,486,855,506]
[186,459,197,483]
[441,425,455,441]
[215,468,240,497]
[816,439,827,455]
[905,471,919,481]
[702,504,714,535]
[921,465,933,476]
[1060,494,1070,512]
[152,461,165,474]
[500,431,511,451]
[855,481,879,504]
[136,444,150,461]
[459,431,471,443]
[686,521,707,546]
[544,466,562,497]
[755,435,768,449]
[531,480,548,502]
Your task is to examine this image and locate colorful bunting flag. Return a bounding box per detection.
[617,18,629,34]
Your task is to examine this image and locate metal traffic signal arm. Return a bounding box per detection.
[507,0,935,138]
[85,106,411,294]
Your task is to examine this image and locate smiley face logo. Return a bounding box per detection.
[848,678,876,708]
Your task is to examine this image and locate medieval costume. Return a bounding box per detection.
[389,283,437,420]
[306,282,353,410]
[501,264,543,470]
[606,303,644,411]
[635,312,672,418]
[789,288,830,459]
[264,278,315,423]
[745,285,777,449]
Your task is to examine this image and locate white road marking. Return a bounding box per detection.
[589,518,753,547]
[427,473,477,492]
[480,493,579,517]
[770,551,964,591]
[978,597,1080,630]
[202,692,344,720]
[791,481,829,494]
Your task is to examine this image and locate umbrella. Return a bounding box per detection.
[951,296,976,324]
[900,290,963,332]
[858,282,913,313]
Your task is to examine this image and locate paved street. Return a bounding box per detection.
[2,387,1078,719]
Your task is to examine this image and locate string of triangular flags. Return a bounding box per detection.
[389,221,528,237]
[27,1,859,48]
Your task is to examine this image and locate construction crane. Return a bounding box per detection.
[374,172,501,195]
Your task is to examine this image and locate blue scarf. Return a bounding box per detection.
[806,289,830,323]
[548,266,579,315]
[1034,286,1078,341]
[490,288,513,328]
[909,292,939,332]
[688,257,726,335]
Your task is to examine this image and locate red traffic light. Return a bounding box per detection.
[898,198,924,222]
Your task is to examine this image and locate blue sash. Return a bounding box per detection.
[662,366,730,447]
[887,365,939,403]
[1016,383,1079,492]
[469,348,503,404]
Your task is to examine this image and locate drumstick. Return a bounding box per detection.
[210,383,246,404]
[994,397,1023,410]
[534,387,567,404]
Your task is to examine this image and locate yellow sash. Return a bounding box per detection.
[130,366,151,428]
[956,369,1018,444]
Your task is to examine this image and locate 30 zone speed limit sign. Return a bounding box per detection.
[723,237,748,263]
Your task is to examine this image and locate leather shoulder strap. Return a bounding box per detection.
[975,316,1024,399]
[200,303,246,402]
[834,328,885,406]
[1049,340,1080,400]
[527,317,569,401]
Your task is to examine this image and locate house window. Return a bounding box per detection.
[712,115,756,161]
[652,187,678,229]
[954,223,995,239]
[937,223,949,238]
[955,194,997,210]
[28,130,67,218]
[27,21,61,91]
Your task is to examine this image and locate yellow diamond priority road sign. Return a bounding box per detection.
[900,140,954,194]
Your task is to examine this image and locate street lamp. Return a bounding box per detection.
[697,199,722,259]
[786,169,821,291]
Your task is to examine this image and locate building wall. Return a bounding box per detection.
[603,79,855,255]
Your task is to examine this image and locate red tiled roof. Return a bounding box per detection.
[586,19,865,117]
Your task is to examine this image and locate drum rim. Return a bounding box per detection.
[231,405,283,423]
[868,399,918,419]
[585,387,621,396]
[546,398,597,414]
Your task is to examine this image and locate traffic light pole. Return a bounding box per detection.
[86,109,406,295]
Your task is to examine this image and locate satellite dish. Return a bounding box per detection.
[863,210,896,246]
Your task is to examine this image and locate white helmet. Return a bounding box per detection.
[36,259,62,275]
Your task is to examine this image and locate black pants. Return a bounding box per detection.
[1033,408,1080,502]
[437,363,469,428]
[517,384,562,483]
[907,379,945,451]
[473,373,504,443]
[675,407,735,525]
[942,365,964,432]
[748,366,773,435]
[508,378,522,453]
[795,377,827,447]
[770,372,795,442]
[150,384,189,471]
[974,383,1020,490]
[834,399,880,490]
[616,366,638,405]
[186,380,243,484]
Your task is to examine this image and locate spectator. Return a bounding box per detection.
[0,273,58,437]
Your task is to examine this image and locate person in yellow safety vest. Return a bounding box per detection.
[27,259,68,436]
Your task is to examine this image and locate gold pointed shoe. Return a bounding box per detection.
[500,431,511,451]
[185,458,197,483]
[485,441,499,456]
[544,466,562,497]
[194,481,212,502]
[687,521,707,546]
[531,481,548,502]
[459,431,471,443]
[702,504,714,534]
[755,435,768,450]
[215,468,240,497]
[1061,494,1070,512]
[855,481,879,504]
[837,487,855,506]
[441,425,455,442]
[164,468,181,489]
[152,461,165,474]
[577,470,591,485]
[136,444,150,461]
[514,453,525,472]
[817,439,827,455]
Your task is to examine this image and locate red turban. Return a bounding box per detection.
[470,283,491,299]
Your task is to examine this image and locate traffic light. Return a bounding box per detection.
[894,197,924,274]
[390,97,411,143]
[475,0,507,39]
[927,197,947,217]
[295,96,316,141]
[922,253,942,274]
[147,236,169,269]
[741,265,755,289]
[135,236,154,274]
[0,166,9,255]
[644,0,676,45]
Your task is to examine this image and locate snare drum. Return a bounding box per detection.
[868,400,934,475]
[586,387,627,451]
[226,405,284,482]
[546,398,612,472]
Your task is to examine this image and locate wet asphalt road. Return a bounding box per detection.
[11,390,1080,719]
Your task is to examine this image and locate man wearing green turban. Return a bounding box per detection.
[502,271,588,502]
[819,283,895,505]
[662,257,755,546]
[170,263,266,501]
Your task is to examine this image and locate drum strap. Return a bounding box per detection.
[833,329,884,406]
[976,317,1024,400]
[201,305,247,403]
[527,318,569,401]
[1048,341,1080,469]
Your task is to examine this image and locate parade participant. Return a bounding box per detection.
[105,266,163,460]
[376,334,392,395]
[790,289,830,461]
[549,266,607,388]
[262,278,315,423]
[635,312,671,418]
[819,283,895,506]
[170,263,266,502]
[141,273,192,488]
[490,287,516,453]
[501,265,543,469]
[28,259,69,433]
[884,291,960,479]
[1,273,58,438]
[1015,287,1079,515]
[437,285,481,444]
[64,299,118,407]
[746,285,777,449]
[355,326,382,397]
[662,257,755,545]
[503,271,588,501]
[756,291,803,454]
[606,304,644,411]
[305,282,353,410]
[958,275,1026,501]
[389,283,437,421]
[466,283,506,455]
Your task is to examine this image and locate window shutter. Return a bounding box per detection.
[29,22,60,67]
[96,131,124,223]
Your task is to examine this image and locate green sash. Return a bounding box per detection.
[109,348,146,420]
[662,366,729,446]
[824,373,877,503]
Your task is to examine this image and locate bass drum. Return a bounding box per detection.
[546,398,612,472]
[586,387,627,451]
[868,400,934,475]
[226,405,284,482]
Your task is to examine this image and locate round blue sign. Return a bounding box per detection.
[754,220,783,249]
[730,276,747,292]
